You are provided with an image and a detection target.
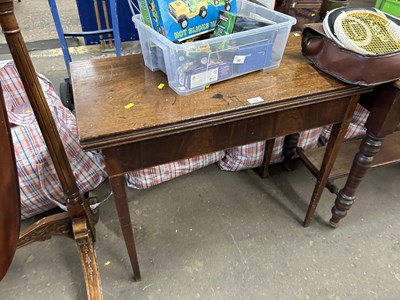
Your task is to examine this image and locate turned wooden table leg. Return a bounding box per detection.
[330,132,383,225]
[283,133,300,171]
[330,81,400,226]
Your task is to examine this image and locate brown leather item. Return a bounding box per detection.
[0,84,20,281]
[302,23,400,86]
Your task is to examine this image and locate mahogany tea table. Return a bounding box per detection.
[71,34,372,280]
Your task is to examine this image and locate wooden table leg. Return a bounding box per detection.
[283,133,300,171]
[330,81,400,226]
[255,132,301,178]
[108,174,141,281]
[254,138,276,178]
[304,95,360,227]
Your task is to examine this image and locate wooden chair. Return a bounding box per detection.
[0,80,20,281]
[0,0,102,298]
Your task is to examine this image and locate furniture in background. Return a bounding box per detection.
[298,80,400,226]
[48,0,121,111]
[275,0,323,31]
[320,0,349,18]
[71,33,372,280]
[0,0,102,298]
[49,0,121,73]
[329,81,400,225]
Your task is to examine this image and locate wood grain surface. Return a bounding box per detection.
[72,34,370,149]
[0,85,20,281]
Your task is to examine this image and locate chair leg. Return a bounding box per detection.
[18,212,73,248]
[73,217,103,300]
[18,212,102,299]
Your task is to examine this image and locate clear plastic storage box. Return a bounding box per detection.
[133,0,296,95]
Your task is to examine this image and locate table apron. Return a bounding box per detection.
[103,96,355,177]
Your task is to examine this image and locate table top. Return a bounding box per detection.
[71,34,369,150]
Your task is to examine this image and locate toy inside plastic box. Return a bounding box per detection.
[138,0,238,41]
[133,0,296,95]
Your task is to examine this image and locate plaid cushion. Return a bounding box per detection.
[218,103,370,172]
[125,151,225,189]
[2,61,107,219]
[217,127,323,171]
[320,104,369,143]
[216,138,284,171]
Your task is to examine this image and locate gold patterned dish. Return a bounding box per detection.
[332,9,400,55]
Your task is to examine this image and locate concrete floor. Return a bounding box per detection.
[3,0,400,299]
[2,164,400,299]
[0,0,81,44]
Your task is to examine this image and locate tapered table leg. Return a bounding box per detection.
[254,138,276,178]
[108,174,141,281]
[303,95,360,227]
[330,81,400,226]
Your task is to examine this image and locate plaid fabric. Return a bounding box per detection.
[218,104,370,172]
[2,61,107,219]
[320,104,369,143]
[125,151,225,189]
[217,127,323,171]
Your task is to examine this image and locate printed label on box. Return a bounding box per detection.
[233,55,246,64]
[190,68,219,89]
